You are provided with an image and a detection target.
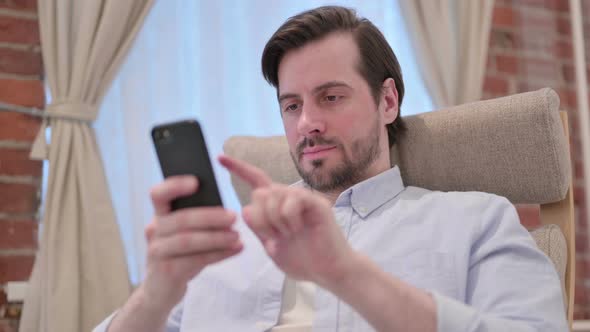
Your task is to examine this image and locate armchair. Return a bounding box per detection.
[223,88,575,327]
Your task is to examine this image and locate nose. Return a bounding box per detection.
[297,104,326,136]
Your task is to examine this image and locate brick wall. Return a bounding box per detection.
[484,0,590,320]
[0,0,43,331]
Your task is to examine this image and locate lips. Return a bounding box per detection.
[301,146,336,158]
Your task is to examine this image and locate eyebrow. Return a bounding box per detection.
[277,81,352,104]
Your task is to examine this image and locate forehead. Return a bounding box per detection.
[277,33,363,94]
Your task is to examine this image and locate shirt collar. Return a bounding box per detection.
[292,166,405,219]
[346,166,405,218]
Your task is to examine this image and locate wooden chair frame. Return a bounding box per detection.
[539,111,575,328]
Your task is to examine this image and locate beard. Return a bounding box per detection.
[290,116,382,193]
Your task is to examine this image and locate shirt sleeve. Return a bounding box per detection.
[434,195,568,332]
[91,300,184,332]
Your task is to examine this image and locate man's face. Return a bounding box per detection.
[277,33,392,192]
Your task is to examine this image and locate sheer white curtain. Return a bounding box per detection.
[95,0,432,284]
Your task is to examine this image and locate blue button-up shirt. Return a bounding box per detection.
[94,166,567,331]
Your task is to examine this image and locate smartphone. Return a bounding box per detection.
[151,119,223,210]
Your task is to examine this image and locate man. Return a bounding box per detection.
[95,6,567,332]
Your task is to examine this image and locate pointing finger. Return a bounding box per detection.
[218,154,272,189]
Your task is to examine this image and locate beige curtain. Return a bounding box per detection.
[19,1,154,331]
[398,0,495,107]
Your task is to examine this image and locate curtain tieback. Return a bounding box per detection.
[30,102,98,160]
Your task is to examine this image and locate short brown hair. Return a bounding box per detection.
[261,6,406,147]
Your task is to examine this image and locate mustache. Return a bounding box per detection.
[296,136,339,155]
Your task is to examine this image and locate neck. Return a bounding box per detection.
[314,160,392,206]
[316,189,342,206]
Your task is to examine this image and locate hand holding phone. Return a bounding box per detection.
[111,120,241,329]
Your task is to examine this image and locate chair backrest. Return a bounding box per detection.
[223,88,575,327]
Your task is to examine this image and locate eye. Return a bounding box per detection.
[284,103,300,113]
[325,95,339,102]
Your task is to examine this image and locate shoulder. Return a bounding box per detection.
[401,186,515,216]
[397,187,522,242]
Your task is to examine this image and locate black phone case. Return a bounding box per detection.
[152,120,223,209]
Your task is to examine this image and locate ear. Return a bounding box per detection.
[379,78,399,125]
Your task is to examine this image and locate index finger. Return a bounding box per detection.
[218,154,272,189]
[150,175,198,216]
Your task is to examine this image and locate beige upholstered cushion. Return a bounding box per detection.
[531,224,568,309]
[223,88,570,206]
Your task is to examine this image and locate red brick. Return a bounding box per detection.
[584,0,590,16]
[577,232,588,252]
[575,186,586,206]
[556,88,577,109]
[575,282,588,304]
[0,78,44,108]
[0,148,42,176]
[577,213,588,232]
[0,183,38,214]
[571,138,582,161]
[575,306,590,320]
[0,112,41,141]
[483,75,509,96]
[575,160,585,179]
[0,47,42,76]
[557,16,571,36]
[0,16,39,44]
[562,63,575,83]
[578,206,588,230]
[512,0,545,6]
[492,6,518,27]
[485,56,495,72]
[0,0,37,11]
[516,0,569,12]
[553,39,573,60]
[0,220,37,250]
[575,256,590,279]
[0,254,34,282]
[547,0,569,12]
[495,55,518,74]
[573,138,586,157]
